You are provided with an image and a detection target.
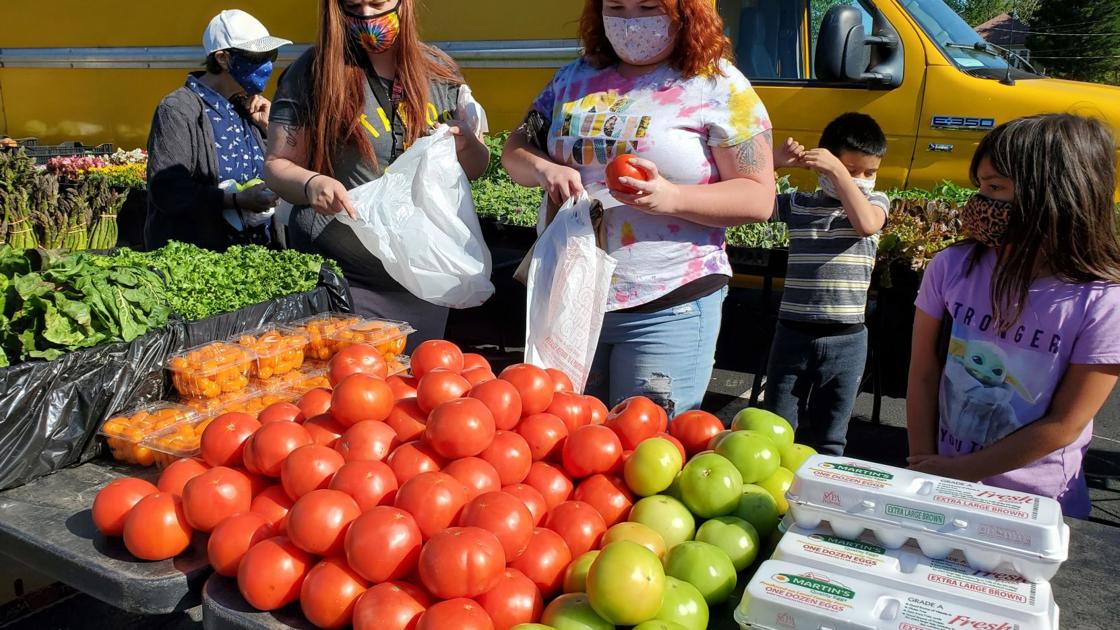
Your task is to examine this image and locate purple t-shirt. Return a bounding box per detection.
[915,244,1120,517]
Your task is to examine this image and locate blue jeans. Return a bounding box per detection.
[586,287,727,417]
[764,322,868,455]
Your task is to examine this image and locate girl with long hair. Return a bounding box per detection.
[907,114,1120,517]
[503,0,776,415]
[264,0,489,346]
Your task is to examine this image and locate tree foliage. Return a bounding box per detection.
[1027,0,1120,83]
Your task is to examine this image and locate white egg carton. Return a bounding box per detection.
[786,455,1068,582]
[736,559,1041,630]
[773,522,1057,629]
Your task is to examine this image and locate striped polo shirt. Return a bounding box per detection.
[774,191,889,324]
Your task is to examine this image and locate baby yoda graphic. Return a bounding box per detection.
[941,337,1039,448]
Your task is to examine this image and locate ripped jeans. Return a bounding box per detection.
[586,287,726,417]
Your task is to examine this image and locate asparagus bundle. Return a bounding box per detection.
[60,187,91,251]
[86,175,124,250]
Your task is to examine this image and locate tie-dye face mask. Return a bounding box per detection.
[603,15,676,65]
[345,5,401,55]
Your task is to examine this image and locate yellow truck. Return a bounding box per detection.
[1,0,1117,190]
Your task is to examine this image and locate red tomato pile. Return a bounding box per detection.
[92,339,792,630]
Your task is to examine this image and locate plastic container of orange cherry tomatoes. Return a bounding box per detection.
[236,326,310,384]
[326,318,414,363]
[167,341,256,399]
[99,403,198,467]
[288,313,364,362]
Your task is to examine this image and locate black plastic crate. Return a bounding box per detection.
[10,138,115,164]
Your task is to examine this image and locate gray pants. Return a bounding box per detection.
[350,287,450,354]
[764,322,868,455]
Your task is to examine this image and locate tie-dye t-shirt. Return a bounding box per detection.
[531,59,772,310]
[915,244,1120,517]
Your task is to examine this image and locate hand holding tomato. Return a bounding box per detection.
[606,156,681,216]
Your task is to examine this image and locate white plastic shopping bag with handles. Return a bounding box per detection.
[340,126,495,308]
[525,193,617,392]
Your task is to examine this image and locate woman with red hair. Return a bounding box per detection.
[504,0,775,414]
[263,0,490,347]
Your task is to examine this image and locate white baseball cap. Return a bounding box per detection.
[203,10,292,55]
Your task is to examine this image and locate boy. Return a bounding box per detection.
[765,112,889,455]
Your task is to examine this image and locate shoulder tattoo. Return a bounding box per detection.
[735,130,772,176]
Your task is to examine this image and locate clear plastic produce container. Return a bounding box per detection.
[167,341,255,399]
[289,313,363,361]
[236,326,310,382]
[786,455,1068,581]
[100,402,198,467]
[326,318,414,361]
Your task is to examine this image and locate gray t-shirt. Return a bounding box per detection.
[270,48,469,291]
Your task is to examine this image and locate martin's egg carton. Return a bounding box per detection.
[786,455,1068,582]
[773,522,1057,629]
[736,559,1039,630]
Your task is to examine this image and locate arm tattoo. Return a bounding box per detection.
[735,130,772,176]
[282,124,299,147]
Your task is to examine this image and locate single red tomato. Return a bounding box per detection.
[542,501,606,558]
[201,412,260,468]
[459,492,534,561]
[335,420,399,463]
[298,388,334,419]
[605,153,649,194]
[329,460,399,511]
[462,353,491,372]
[669,409,725,456]
[237,536,313,611]
[301,557,369,630]
[426,398,496,459]
[573,474,634,527]
[416,598,494,630]
[523,462,573,511]
[250,485,294,534]
[93,477,158,537]
[416,370,471,413]
[584,396,609,425]
[329,343,389,386]
[476,568,544,630]
[281,444,346,501]
[498,364,555,415]
[502,484,549,527]
[345,506,422,583]
[258,402,306,425]
[508,528,572,598]
[394,471,468,539]
[303,413,346,447]
[653,432,687,462]
[157,458,209,496]
[286,489,361,556]
[544,369,574,393]
[332,374,394,427]
[469,379,523,431]
[386,375,418,401]
[516,413,568,462]
[182,466,252,532]
[386,440,446,484]
[249,422,314,477]
[462,367,497,387]
[123,492,193,561]
[605,396,664,450]
[443,457,501,501]
[353,582,429,630]
[411,340,465,379]
[545,392,589,433]
[478,431,532,486]
[419,527,505,598]
[207,512,272,577]
[385,399,427,443]
[561,425,623,479]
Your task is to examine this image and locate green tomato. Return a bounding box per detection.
[602,521,667,559]
[663,541,738,605]
[663,471,684,501]
[586,541,666,625]
[713,430,781,484]
[695,515,760,572]
[734,483,781,537]
[563,550,600,594]
[541,594,612,630]
[756,467,795,514]
[778,442,817,472]
[652,576,708,630]
[239,178,266,191]
[730,408,794,448]
[678,453,743,519]
[629,495,696,550]
[625,438,683,496]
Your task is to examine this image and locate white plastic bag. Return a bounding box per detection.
[340,126,495,308]
[525,193,617,393]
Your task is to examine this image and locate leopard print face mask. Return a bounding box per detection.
[961,193,1013,248]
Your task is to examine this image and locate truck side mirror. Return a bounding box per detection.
[816,5,900,86]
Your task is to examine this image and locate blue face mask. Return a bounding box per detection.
[226,52,274,96]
